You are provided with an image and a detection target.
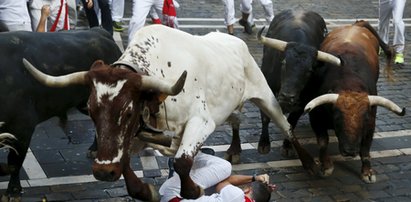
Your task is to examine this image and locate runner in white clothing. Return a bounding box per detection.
[160,151,276,202]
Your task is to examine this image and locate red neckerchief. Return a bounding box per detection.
[244,195,255,202]
[169,196,182,202]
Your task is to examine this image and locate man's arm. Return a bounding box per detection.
[215,174,269,192]
[36,5,49,32]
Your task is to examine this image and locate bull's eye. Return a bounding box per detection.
[125,112,132,119]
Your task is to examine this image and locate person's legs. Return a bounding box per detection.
[97,0,113,35]
[67,0,78,29]
[221,0,235,34]
[111,0,124,31]
[392,0,405,63]
[149,7,162,24]
[128,0,153,44]
[240,0,253,34]
[259,0,274,23]
[190,152,232,189]
[159,152,231,201]
[378,0,392,44]
[81,0,99,28]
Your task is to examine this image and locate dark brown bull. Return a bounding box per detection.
[303,20,405,183]
[226,10,333,165]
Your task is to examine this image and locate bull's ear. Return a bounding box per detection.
[90,60,106,69]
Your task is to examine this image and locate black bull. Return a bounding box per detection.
[226,10,329,165]
[0,28,121,198]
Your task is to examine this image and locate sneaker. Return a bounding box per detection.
[239,19,253,34]
[151,18,162,24]
[200,148,215,156]
[113,21,124,32]
[395,53,404,64]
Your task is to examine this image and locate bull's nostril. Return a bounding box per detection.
[110,171,116,178]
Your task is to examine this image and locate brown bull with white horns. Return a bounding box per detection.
[258,20,406,182]
[303,20,405,183]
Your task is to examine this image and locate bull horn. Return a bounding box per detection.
[304,93,339,112]
[316,51,342,66]
[22,58,87,87]
[257,27,341,66]
[141,71,187,95]
[368,95,406,116]
[257,26,287,51]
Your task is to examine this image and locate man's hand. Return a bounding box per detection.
[85,0,93,9]
[256,174,269,184]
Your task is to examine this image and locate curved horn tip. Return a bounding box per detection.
[257,26,266,41]
[171,70,187,94]
[398,107,406,116]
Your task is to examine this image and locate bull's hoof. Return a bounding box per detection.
[280,146,296,158]
[280,139,296,158]
[361,169,376,183]
[257,144,271,154]
[224,153,241,164]
[1,194,22,202]
[320,165,334,177]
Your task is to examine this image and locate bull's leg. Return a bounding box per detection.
[360,124,376,183]
[250,96,316,174]
[3,135,30,201]
[123,164,159,201]
[174,116,215,199]
[173,155,204,199]
[258,111,271,154]
[225,112,242,164]
[317,132,333,177]
[282,110,304,157]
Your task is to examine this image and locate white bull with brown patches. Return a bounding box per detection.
[22,24,310,201]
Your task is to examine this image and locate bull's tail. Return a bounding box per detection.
[354,20,394,81]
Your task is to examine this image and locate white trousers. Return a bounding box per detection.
[110,0,124,22]
[159,152,232,202]
[221,0,274,26]
[128,0,163,43]
[378,0,406,54]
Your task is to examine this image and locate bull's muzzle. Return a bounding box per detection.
[339,144,359,157]
[278,93,299,112]
[92,162,122,182]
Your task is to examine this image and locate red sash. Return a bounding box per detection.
[50,0,69,32]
